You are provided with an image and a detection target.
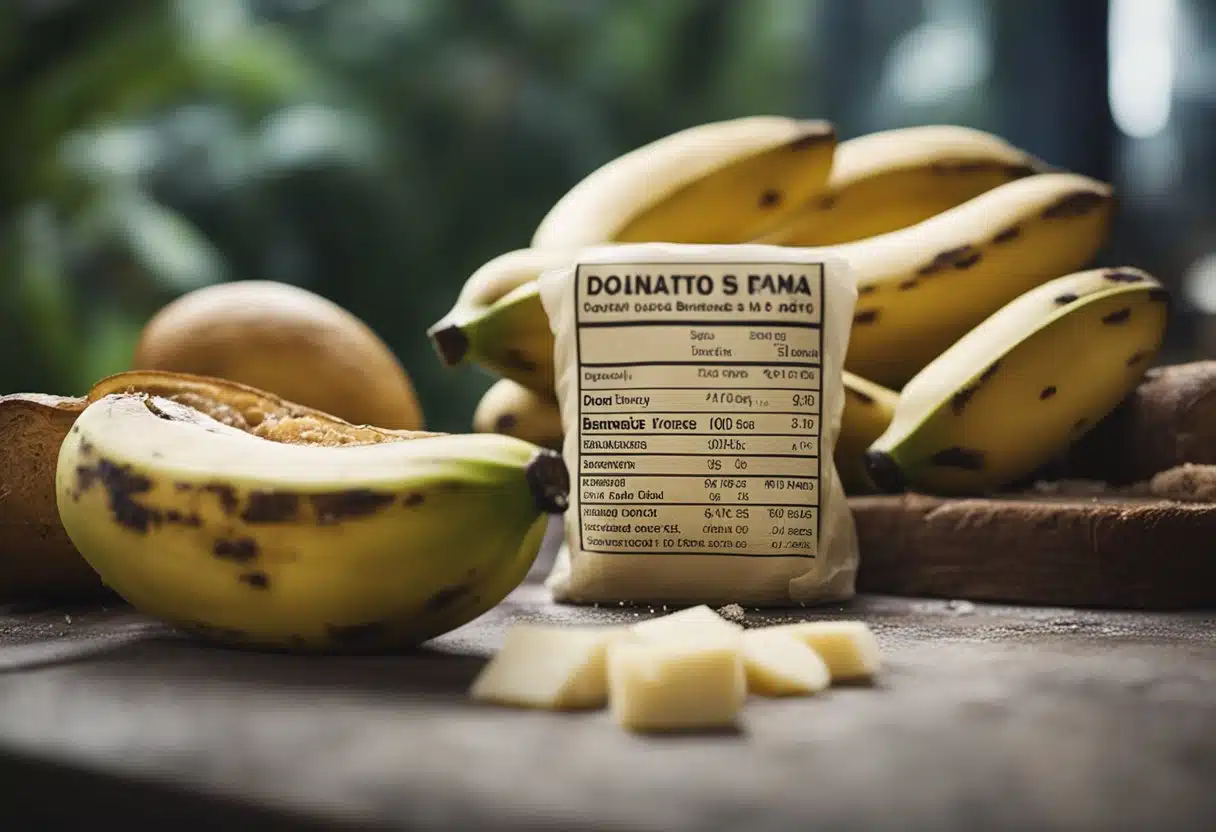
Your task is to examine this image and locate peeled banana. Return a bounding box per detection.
[474,378,563,450]
[532,116,837,248]
[56,393,570,651]
[839,171,1114,386]
[836,373,899,495]
[757,124,1047,246]
[865,267,1170,496]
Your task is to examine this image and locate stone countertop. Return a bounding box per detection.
[0,546,1214,831]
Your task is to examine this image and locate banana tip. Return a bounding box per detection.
[526,448,570,514]
[428,323,470,367]
[863,450,907,495]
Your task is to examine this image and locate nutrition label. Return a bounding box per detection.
[573,261,824,558]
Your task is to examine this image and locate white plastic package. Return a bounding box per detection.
[538,243,860,606]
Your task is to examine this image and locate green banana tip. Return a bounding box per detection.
[428,322,470,367]
[863,449,907,495]
[525,448,570,515]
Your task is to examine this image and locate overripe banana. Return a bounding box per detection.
[474,378,563,450]
[756,124,1047,246]
[839,171,1114,386]
[532,116,837,247]
[864,267,1170,496]
[56,393,570,651]
[836,372,898,495]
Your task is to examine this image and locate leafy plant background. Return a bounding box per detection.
[1,0,1208,432]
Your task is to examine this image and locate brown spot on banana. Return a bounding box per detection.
[1040,386,1058,400]
[916,244,980,276]
[854,309,880,325]
[758,189,782,208]
[1041,191,1106,219]
[213,537,259,562]
[240,491,300,523]
[1054,293,1079,305]
[1127,351,1148,367]
[991,225,1021,244]
[951,385,978,415]
[929,447,986,470]
[495,413,518,432]
[309,490,395,525]
[1102,308,1132,325]
[857,285,877,297]
[239,571,270,590]
[1104,269,1146,283]
[200,483,239,515]
[424,582,475,613]
[980,361,1001,383]
[898,279,919,291]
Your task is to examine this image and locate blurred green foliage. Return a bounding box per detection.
[0,0,820,431]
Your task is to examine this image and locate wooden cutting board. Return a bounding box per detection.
[851,486,1216,610]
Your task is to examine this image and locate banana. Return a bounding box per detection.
[532,116,837,247]
[864,268,1170,496]
[757,125,1048,246]
[428,249,575,391]
[429,280,555,392]
[56,393,570,652]
[474,378,563,450]
[836,372,899,495]
[839,171,1114,387]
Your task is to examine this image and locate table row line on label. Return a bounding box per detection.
[581,412,819,435]
[578,455,820,477]
[579,434,819,456]
[578,324,822,366]
[579,365,821,390]
[579,504,819,556]
[579,473,819,506]
[578,388,821,414]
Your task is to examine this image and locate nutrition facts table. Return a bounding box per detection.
[573,261,825,558]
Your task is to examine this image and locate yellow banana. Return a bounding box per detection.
[532,116,837,247]
[56,393,570,652]
[840,172,1114,386]
[429,280,556,392]
[836,373,898,495]
[473,378,563,450]
[757,124,1047,246]
[865,268,1170,496]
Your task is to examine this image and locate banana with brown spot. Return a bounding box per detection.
[836,373,899,494]
[55,393,570,652]
[474,378,563,450]
[756,124,1047,247]
[841,172,1114,387]
[532,116,837,248]
[864,268,1170,496]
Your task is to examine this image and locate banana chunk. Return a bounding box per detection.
[741,629,831,696]
[767,621,882,682]
[607,632,746,733]
[629,604,743,639]
[470,624,621,710]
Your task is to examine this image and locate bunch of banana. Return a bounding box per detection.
[56,391,570,651]
[864,268,1170,496]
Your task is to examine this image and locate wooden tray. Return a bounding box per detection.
[851,491,1216,610]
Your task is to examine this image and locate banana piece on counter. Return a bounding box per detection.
[56,393,571,651]
[836,372,899,495]
[841,172,1114,387]
[473,378,563,450]
[757,124,1047,246]
[532,116,837,248]
[864,267,1170,496]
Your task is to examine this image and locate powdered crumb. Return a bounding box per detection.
[717,603,746,623]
